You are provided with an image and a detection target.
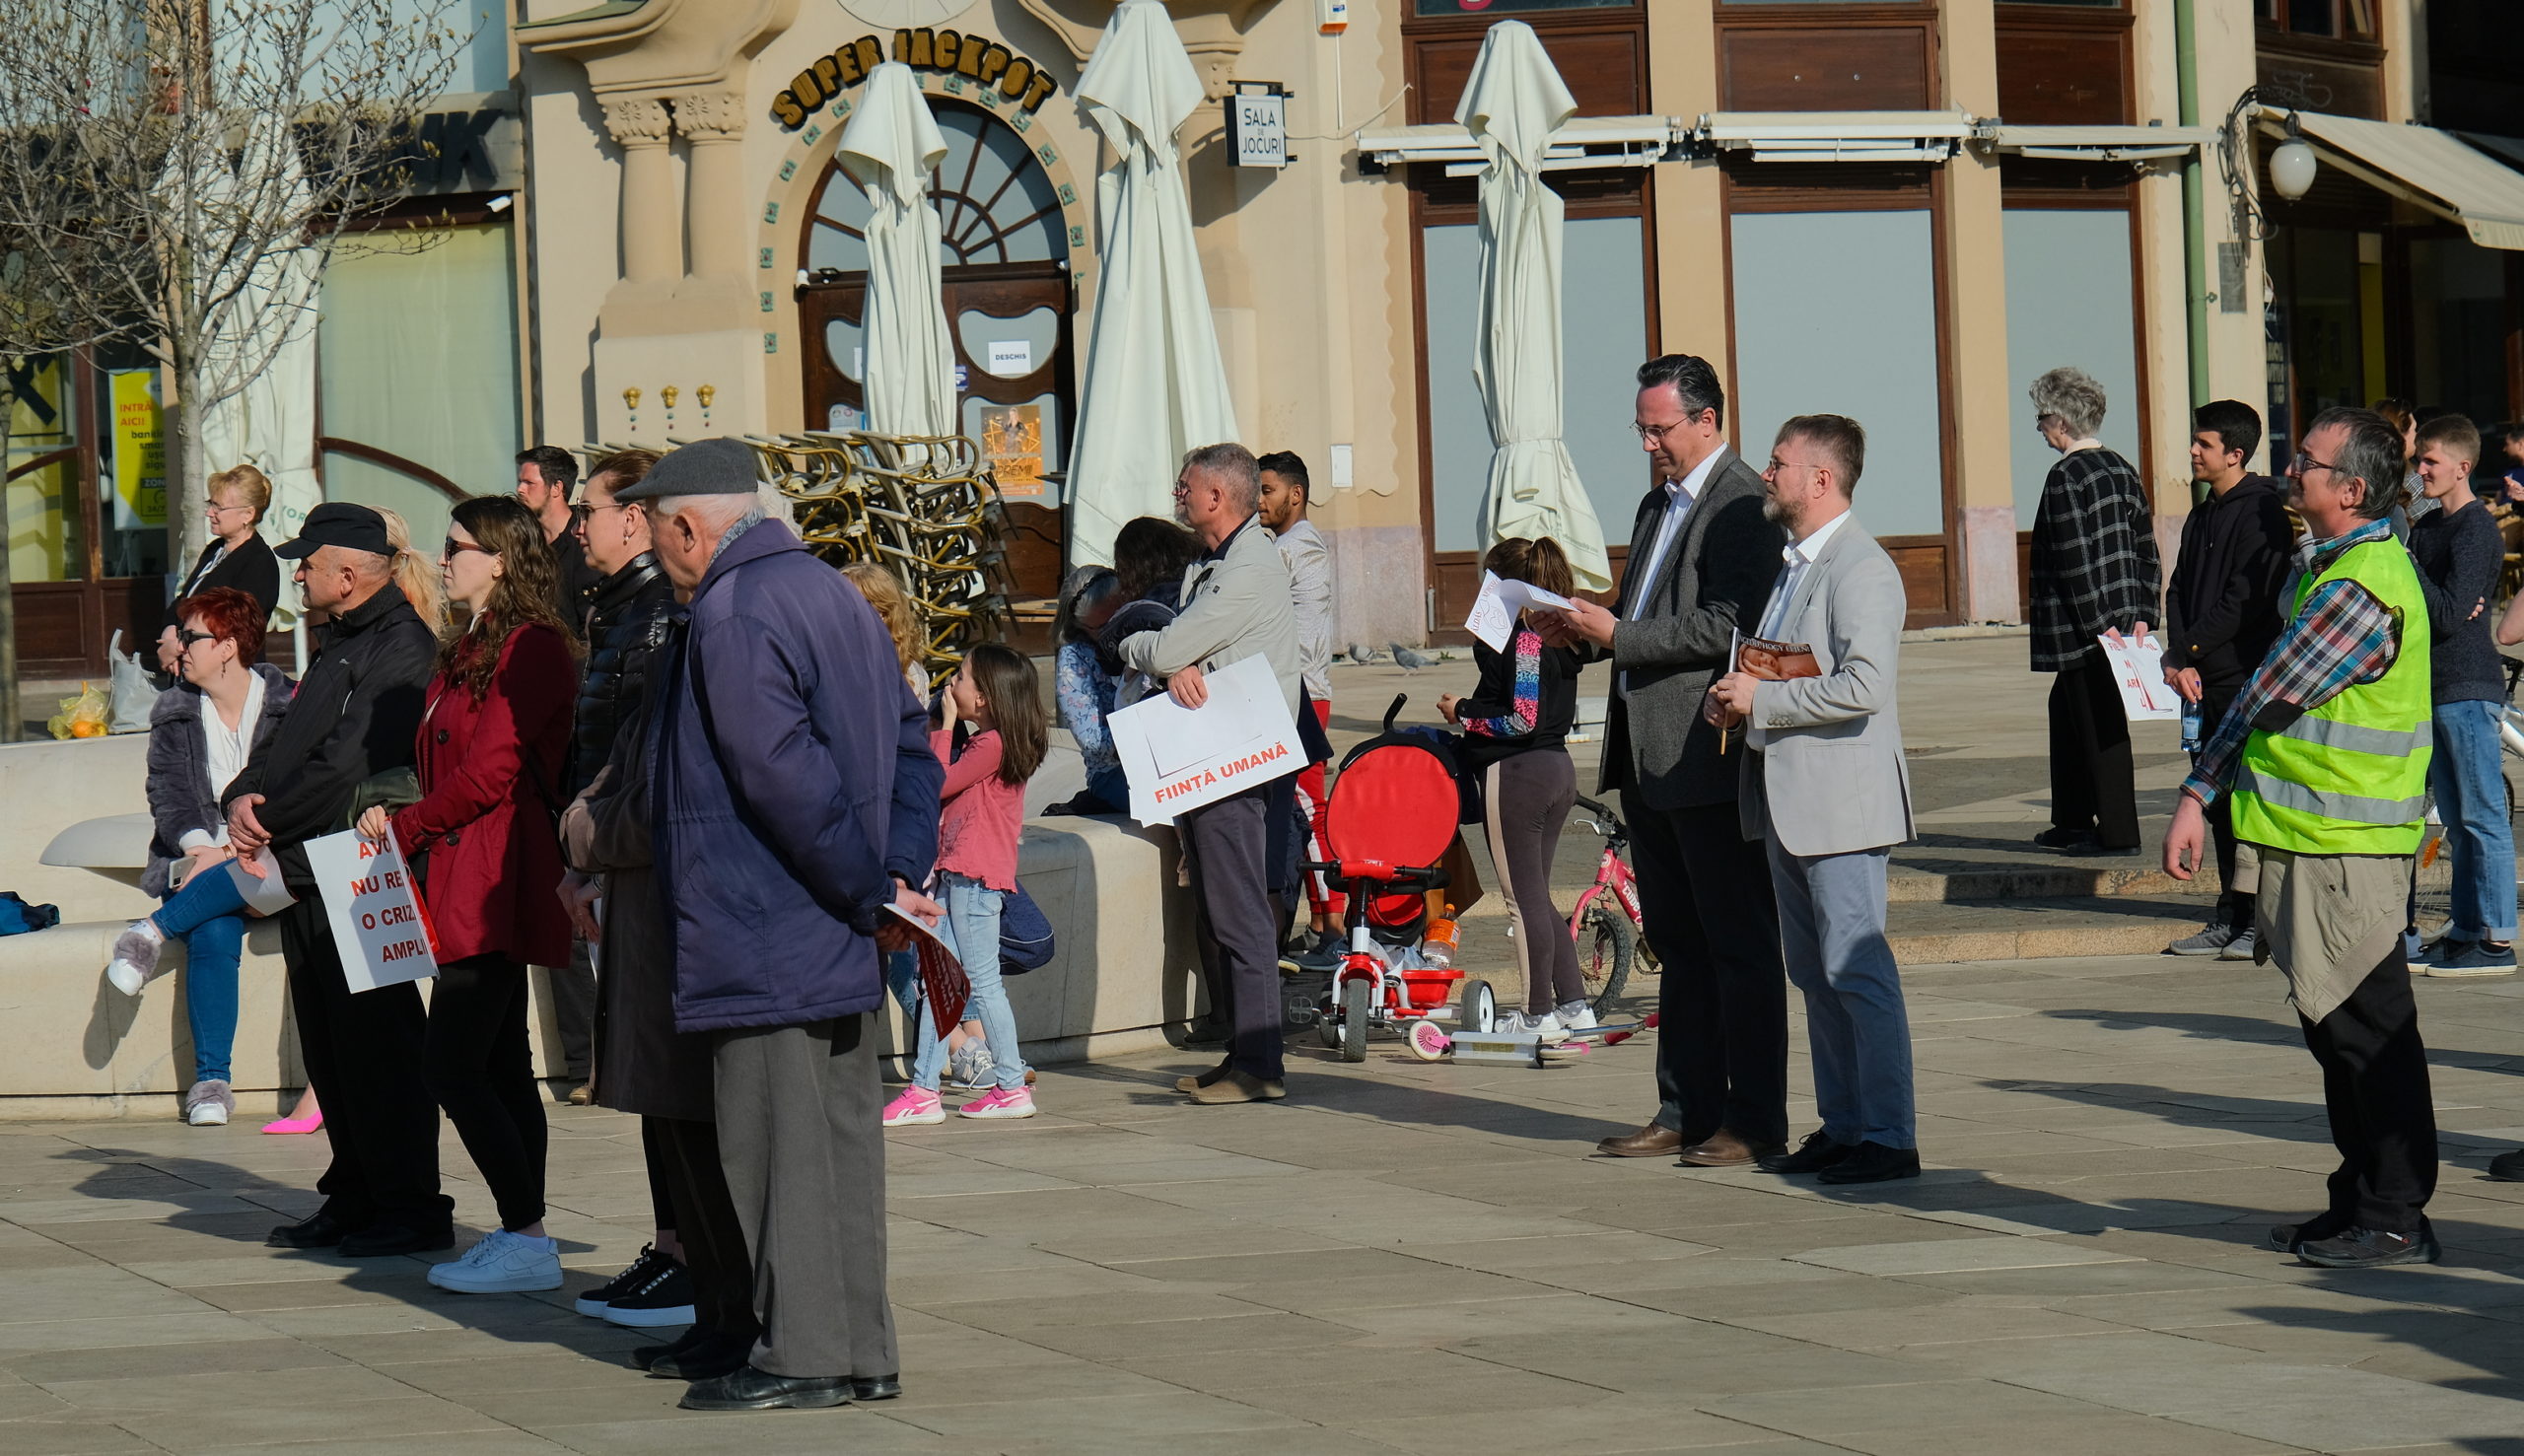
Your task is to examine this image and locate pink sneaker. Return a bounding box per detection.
[956,1086,1037,1120]
[882,1086,945,1127]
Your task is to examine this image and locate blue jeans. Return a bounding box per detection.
[912,873,1027,1092]
[2430,700,2518,941]
[1767,839,1914,1148]
[154,865,247,1085]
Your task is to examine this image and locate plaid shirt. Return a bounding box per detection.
[2183,518,2405,808]
[2029,447,2160,671]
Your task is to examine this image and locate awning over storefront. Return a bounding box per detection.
[1358,115,1672,175]
[1697,110,1974,165]
[1978,123,2218,163]
[2269,108,2524,250]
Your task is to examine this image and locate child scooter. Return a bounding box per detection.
[1405,1012,1656,1068]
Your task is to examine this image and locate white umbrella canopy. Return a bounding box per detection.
[1456,21,1610,591]
[1063,0,1240,568]
[837,62,958,438]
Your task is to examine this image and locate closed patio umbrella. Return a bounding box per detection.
[836,61,956,437]
[1457,22,1610,590]
[1064,0,1240,568]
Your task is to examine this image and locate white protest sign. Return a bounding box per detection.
[305,829,439,994]
[2096,632,2180,723]
[1107,655,1304,826]
[1462,571,1576,652]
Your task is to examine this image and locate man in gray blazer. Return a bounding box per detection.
[1540,355,1790,1167]
[1708,414,1920,1185]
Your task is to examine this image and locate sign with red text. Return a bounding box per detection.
[2096,632,2180,724]
[1107,655,1304,825]
[306,830,440,994]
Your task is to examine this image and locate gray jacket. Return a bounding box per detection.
[142,664,294,898]
[1735,517,1916,858]
[1118,513,1301,718]
[1601,450,1787,811]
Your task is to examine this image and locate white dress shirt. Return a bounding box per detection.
[1619,444,1729,699]
[178,671,266,852]
[1749,508,1852,749]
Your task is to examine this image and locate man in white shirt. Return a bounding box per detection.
[1537,354,1790,1168]
[1259,451,1343,962]
[1707,415,1919,1186]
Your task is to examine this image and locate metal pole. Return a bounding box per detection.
[2177,0,2210,410]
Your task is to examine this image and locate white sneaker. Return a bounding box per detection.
[1555,1000,1599,1033]
[1507,1010,1568,1041]
[105,920,166,997]
[182,1080,233,1127]
[427,1228,563,1293]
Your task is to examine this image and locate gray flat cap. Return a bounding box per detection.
[612,437,757,502]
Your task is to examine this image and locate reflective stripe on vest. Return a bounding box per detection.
[2233,764,2428,826]
[2228,535,2432,857]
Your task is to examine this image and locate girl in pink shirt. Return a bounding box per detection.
[885,645,1048,1123]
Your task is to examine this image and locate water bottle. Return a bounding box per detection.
[2180,698,2203,754]
[1422,904,1458,969]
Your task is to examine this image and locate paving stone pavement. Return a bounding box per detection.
[13,953,2524,1453]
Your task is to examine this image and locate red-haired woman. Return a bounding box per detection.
[357,495,578,1294]
[105,588,293,1126]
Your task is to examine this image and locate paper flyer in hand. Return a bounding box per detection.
[2096,632,2181,723]
[305,830,440,994]
[222,847,297,917]
[1463,571,1576,652]
[1106,655,1305,826]
[886,903,971,1032]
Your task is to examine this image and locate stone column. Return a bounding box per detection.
[672,90,749,286]
[601,97,678,286]
[1941,0,2021,624]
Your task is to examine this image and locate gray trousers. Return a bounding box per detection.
[712,1013,893,1379]
[1766,835,1915,1149]
[547,938,596,1082]
[1182,783,1284,1081]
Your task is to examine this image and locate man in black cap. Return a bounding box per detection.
[226,502,453,1256]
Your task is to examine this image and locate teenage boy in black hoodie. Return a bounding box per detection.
[2162,400,2295,959]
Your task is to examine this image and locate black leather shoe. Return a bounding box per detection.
[265,1210,357,1250]
[648,1328,755,1381]
[337,1221,456,1258]
[631,1325,710,1372]
[678,1364,851,1411]
[1759,1131,1854,1176]
[2295,1225,2441,1269]
[1814,1142,1922,1185]
[2032,826,2097,852]
[851,1374,902,1401]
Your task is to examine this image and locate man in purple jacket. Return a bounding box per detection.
[618,439,945,1413]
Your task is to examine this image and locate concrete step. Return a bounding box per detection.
[1882,894,2220,963]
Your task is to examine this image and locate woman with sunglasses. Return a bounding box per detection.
[105,587,293,1126]
[355,496,579,1295]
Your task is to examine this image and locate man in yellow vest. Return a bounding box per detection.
[2166,405,2439,1270]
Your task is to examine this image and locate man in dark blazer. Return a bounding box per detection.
[1538,354,1790,1167]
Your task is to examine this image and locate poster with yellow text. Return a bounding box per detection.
[108,369,167,530]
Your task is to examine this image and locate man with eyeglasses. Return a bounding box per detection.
[1535,354,1790,1170]
[2165,406,2441,1270]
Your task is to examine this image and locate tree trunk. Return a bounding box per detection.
[0,394,18,744]
[173,359,207,570]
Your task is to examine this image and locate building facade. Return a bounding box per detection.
[16,0,2519,676]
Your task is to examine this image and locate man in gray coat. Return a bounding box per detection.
[1539,354,1790,1167]
[1708,415,1919,1185]
[1119,443,1302,1105]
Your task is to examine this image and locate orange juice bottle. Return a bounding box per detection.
[1423,904,1459,968]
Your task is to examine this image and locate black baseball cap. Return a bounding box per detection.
[275,502,392,560]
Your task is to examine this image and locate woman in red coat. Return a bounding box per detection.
[360,494,578,1294]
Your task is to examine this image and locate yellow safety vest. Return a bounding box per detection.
[2229,536,2431,856]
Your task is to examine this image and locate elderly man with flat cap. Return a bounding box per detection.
[613,439,946,1412]
[226,503,453,1257]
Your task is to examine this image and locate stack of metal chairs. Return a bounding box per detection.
[587,431,1013,691]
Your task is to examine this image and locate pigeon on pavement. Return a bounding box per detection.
[1390,643,1437,672]
[1347,643,1382,664]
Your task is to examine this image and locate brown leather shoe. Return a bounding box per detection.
[1174,1062,1232,1093]
[1595,1123,1685,1158]
[1188,1071,1287,1104]
[1675,1129,1787,1168]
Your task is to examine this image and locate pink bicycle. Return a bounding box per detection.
[1569,795,1655,1012]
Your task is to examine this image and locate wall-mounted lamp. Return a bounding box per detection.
[2268,115,2318,201]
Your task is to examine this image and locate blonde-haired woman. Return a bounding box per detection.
[161,463,282,673]
[374,508,447,632]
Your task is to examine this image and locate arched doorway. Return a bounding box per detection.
[797,97,1071,605]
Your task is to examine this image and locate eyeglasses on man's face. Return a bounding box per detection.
[2290,452,2344,479]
